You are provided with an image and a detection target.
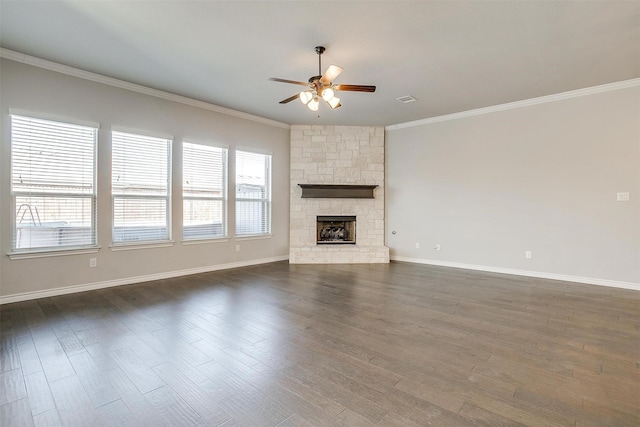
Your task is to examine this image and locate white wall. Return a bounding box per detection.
[0,58,291,302]
[386,84,640,288]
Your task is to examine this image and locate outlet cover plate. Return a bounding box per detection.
[617,192,630,201]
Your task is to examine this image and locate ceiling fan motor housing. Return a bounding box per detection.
[308,76,327,94]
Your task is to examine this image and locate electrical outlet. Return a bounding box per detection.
[415,242,420,249]
[525,251,532,259]
[617,192,630,202]
[89,258,97,268]
[236,244,241,252]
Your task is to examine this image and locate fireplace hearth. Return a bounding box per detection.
[317,216,356,245]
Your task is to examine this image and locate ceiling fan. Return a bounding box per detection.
[269,46,376,111]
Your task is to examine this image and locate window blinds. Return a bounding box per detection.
[235,150,271,236]
[11,114,97,250]
[112,131,172,243]
[182,142,227,240]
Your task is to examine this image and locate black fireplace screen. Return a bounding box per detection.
[316,216,356,244]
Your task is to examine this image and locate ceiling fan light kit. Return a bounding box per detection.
[321,87,334,102]
[269,46,375,112]
[300,91,313,104]
[308,97,320,111]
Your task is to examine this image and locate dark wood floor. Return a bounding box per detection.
[1,261,639,426]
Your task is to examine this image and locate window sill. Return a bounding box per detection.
[110,241,174,251]
[8,246,100,260]
[235,234,272,241]
[182,237,230,246]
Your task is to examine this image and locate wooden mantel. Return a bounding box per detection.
[298,184,378,199]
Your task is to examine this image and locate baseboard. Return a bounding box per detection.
[0,255,289,305]
[5,255,636,304]
[391,256,640,292]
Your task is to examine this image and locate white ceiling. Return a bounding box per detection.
[1,1,639,126]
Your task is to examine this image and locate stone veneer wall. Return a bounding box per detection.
[289,125,389,264]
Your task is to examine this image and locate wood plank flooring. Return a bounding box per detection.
[1,261,639,426]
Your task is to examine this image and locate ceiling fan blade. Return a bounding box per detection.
[269,77,309,86]
[279,94,300,104]
[320,65,343,84]
[335,84,376,93]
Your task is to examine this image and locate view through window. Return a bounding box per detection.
[112,130,172,243]
[183,142,228,240]
[235,150,271,236]
[10,114,97,251]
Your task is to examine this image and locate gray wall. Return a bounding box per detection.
[386,85,640,286]
[0,58,291,301]
[2,56,638,301]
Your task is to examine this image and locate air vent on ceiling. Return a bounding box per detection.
[396,95,417,104]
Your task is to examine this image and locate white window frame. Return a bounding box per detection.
[182,141,228,241]
[111,129,172,247]
[9,113,98,256]
[235,149,272,237]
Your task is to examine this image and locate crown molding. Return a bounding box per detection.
[3,49,637,135]
[386,78,640,131]
[0,48,290,130]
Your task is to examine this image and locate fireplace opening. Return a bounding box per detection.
[317,216,356,245]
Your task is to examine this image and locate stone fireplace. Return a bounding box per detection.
[289,125,389,264]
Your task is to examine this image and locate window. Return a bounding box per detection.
[182,142,228,240]
[235,150,271,236]
[10,114,97,252]
[112,131,172,244]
